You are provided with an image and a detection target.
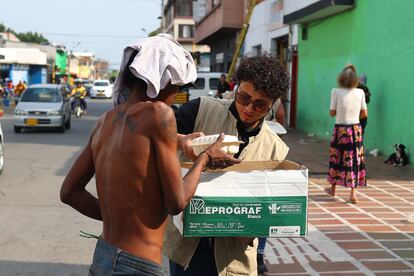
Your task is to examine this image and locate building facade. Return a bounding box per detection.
[162,0,210,71]
[244,0,299,127]
[194,0,246,73]
[284,0,414,162]
[0,47,47,85]
[0,34,55,84]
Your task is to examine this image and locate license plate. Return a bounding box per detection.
[26,118,38,126]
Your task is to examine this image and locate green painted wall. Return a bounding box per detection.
[55,50,67,73]
[296,0,414,162]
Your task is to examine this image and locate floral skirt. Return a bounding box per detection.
[328,124,366,188]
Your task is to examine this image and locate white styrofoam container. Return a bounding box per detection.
[191,134,243,156]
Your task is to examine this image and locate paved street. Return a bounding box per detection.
[0,99,110,275]
[0,100,413,275]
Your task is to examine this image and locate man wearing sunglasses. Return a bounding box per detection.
[165,55,291,276]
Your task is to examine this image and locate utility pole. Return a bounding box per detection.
[227,0,257,82]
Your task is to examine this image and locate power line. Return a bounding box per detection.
[44,32,144,38]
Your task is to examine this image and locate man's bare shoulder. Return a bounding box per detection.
[140,102,177,143]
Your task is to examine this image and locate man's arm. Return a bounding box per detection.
[60,122,102,220]
[152,102,208,215]
[152,103,240,215]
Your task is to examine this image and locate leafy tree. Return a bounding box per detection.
[0,22,49,44]
[16,32,49,44]
[110,70,119,83]
[148,28,161,37]
[0,23,14,33]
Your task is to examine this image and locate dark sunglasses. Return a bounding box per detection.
[235,91,272,113]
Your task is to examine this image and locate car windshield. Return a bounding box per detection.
[94,81,109,86]
[20,88,62,103]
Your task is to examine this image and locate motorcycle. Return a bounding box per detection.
[72,95,84,118]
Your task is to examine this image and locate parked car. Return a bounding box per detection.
[188,72,225,101]
[89,80,113,99]
[0,121,4,175]
[13,84,71,133]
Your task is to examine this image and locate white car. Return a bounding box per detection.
[188,72,225,101]
[0,121,4,174]
[89,80,113,99]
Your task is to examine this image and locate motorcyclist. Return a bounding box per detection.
[14,80,27,104]
[70,82,87,113]
[14,80,27,97]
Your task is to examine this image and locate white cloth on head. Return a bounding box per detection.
[113,33,197,105]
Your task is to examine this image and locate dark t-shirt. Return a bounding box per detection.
[217,81,231,94]
[357,84,371,104]
[174,98,262,158]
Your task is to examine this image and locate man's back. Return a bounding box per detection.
[91,102,168,264]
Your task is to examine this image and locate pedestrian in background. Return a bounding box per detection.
[215,73,230,99]
[357,74,371,135]
[265,97,286,126]
[327,64,367,204]
[229,76,237,91]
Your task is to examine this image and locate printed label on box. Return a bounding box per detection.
[269,226,301,237]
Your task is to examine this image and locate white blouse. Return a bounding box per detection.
[330,88,367,125]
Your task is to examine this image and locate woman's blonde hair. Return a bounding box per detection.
[338,64,358,88]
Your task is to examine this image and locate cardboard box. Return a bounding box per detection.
[174,160,308,237]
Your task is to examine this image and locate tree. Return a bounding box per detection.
[0,23,49,44]
[148,27,161,37]
[16,32,49,44]
[110,70,118,83]
[0,23,14,33]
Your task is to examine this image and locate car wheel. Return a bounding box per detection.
[14,126,21,133]
[0,140,4,175]
[65,116,71,129]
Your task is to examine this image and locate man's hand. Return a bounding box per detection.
[178,132,204,161]
[204,133,241,169]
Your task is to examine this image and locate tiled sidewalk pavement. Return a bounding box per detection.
[263,130,414,275]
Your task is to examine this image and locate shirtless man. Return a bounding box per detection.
[60,34,239,275]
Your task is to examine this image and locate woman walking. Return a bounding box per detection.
[327,65,368,203]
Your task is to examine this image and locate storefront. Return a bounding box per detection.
[0,48,47,85]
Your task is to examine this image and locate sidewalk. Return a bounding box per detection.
[263,129,414,275]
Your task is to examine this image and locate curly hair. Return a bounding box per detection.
[236,54,290,100]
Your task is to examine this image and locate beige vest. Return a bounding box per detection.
[163,97,289,275]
